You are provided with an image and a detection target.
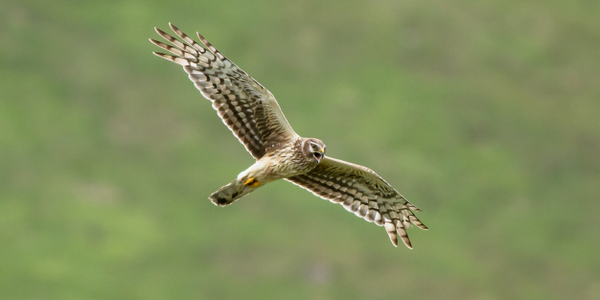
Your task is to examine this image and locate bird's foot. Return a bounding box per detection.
[243,177,260,187]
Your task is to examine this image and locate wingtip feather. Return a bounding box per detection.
[154,27,165,35]
[401,235,413,249]
[169,23,183,36]
[384,222,399,247]
[149,38,160,46]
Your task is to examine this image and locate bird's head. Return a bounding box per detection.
[303,138,326,163]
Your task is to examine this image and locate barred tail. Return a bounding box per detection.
[209,179,257,206]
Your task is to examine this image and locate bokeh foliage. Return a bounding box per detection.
[1,0,599,299]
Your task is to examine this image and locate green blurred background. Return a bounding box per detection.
[2,0,599,299]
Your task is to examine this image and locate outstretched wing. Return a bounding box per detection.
[150,23,299,159]
[285,157,428,248]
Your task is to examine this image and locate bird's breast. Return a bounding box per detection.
[264,148,317,179]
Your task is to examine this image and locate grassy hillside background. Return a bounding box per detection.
[2,0,599,299]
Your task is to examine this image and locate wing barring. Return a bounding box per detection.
[150,23,299,159]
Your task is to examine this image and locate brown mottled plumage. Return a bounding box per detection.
[150,23,428,248]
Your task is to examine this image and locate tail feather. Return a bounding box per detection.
[209,179,257,206]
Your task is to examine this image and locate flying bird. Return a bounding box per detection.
[150,23,428,248]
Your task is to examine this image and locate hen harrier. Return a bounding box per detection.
[150,23,428,248]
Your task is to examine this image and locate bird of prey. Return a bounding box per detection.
[150,23,428,248]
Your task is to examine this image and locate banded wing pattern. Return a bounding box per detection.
[286,157,428,248]
[150,23,298,159]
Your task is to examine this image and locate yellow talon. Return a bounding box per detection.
[244,177,260,187]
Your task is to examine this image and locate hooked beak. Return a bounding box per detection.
[314,147,325,163]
